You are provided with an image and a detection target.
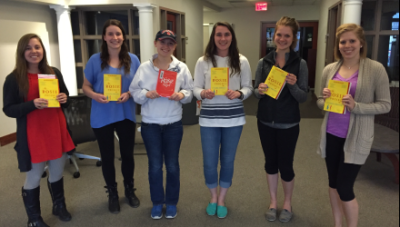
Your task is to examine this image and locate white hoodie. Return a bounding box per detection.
[129,54,194,125]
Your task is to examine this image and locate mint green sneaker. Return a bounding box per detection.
[206,203,217,216]
[217,206,228,219]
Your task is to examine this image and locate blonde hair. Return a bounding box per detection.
[273,16,300,50]
[334,23,367,60]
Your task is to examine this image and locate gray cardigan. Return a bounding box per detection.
[317,58,391,165]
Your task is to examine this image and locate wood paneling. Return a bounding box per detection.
[0,133,16,147]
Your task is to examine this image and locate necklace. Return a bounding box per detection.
[344,62,359,70]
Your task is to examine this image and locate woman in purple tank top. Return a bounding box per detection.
[317,24,391,227]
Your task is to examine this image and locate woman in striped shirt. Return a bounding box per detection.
[194,22,253,219]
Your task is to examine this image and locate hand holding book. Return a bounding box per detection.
[116,92,130,104]
[342,94,356,112]
[286,73,297,85]
[201,89,216,100]
[146,91,161,99]
[258,83,269,95]
[34,98,48,109]
[56,93,68,104]
[92,93,109,104]
[323,88,332,99]
[225,90,241,100]
[169,92,185,101]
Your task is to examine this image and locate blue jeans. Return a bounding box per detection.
[200,126,243,189]
[141,121,183,206]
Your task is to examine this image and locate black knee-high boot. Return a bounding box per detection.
[124,180,140,208]
[22,187,50,227]
[47,178,72,222]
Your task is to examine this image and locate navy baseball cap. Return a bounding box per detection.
[155,30,176,43]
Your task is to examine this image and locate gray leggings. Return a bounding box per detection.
[24,153,67,190]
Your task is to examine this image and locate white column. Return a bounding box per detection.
[50,5,77,96]
[134,3,155,63]
[343,0,363,25]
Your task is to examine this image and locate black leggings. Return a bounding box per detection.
[257,121,300,182]
[93,119,136,187]
[325,133,362,202]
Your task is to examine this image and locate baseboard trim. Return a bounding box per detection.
[0,133,16,147]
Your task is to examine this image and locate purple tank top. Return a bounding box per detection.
[326,71,359,138]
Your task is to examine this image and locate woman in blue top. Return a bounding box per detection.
[82,19,141,214]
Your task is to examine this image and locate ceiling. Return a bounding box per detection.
[204,0,320,11]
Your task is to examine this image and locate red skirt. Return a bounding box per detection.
[26,73,75,163]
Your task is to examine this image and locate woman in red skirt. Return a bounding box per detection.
[3,34,75,227]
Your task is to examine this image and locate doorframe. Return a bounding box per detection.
[160,7,186,62]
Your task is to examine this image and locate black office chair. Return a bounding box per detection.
[63,95,102,178]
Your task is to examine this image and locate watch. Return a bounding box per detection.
[237,90,244,100]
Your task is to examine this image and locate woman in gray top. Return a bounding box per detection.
[254,16,308,223]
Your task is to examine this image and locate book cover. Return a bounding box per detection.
[104,74,122,101]
[324,80,352,114]
[211,67,229,96]
[156,70,178,97]
[38,74,60,108]
[264,66,288,100]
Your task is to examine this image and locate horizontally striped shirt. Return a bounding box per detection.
[193,55,253,127]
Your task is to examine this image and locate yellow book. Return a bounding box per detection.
[38,77,60,108]
[210,67,229,96]
[264,66,288,99]
[104,74,122,101]
[324,80,351,114]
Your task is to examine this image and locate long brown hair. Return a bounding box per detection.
[101,19,131,75]
[334,23,367,60]
[13,33,53,97]
[274,16,300,50]
[204,22,241,77]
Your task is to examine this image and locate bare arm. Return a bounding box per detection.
[82,77,109,104]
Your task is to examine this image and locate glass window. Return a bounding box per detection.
[74,40,82,62]
[132,10,140,35]
[85,11,129,35]
[266,28,275,54]
[361,1,377,31]
[71,11,80,35]
[86,40,102,58]
[381,1,399,31]
[378,35,399,81]
[133,39,140,60]
[366,35,374,59]
[76,67,84,89]
[126,40,130,52]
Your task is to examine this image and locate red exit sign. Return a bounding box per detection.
[256,2,268,11]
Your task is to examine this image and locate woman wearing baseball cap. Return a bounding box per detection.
[130,30,194,220]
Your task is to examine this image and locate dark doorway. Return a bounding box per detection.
[167,13,177,57]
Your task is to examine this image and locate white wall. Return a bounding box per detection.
[315,0,341,97]
[0,0,60,138]
[204,5,321,78]
[181,0,204,73]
